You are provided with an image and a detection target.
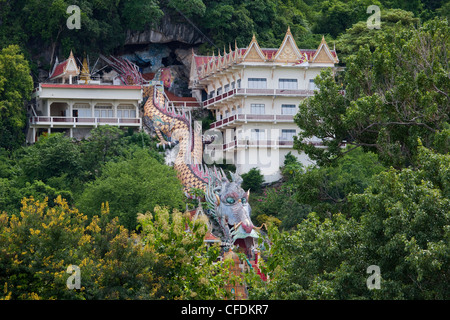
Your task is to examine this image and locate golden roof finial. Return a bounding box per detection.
[235,39,238,51]
[79,54,91,83]
[287,25,291,33]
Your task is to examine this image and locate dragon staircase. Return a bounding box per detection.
[105,56,267,298]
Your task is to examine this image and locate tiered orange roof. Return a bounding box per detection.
[192,28,338,80]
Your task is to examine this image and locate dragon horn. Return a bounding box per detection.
[215,194,220,205]
[254,223,267,231]
[234,222,242,230]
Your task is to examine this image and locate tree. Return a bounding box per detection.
[251,145,450,299]
[0,45,33,150]
[137,206,236,299]
[294,18,450,168]
[0,196,158,300]
[313,0,381,38]
[336,9,420,63]
[350,144,450,299]
[241,167,264,193]
[251,186,310,230]
[295,147,385,217]
[80,125,164,180]
[0,196,238,300]
[121,0,163,31]
[18,133,82,185]
[77,149,185,230]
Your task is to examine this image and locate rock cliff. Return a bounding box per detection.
[125,12,205,46]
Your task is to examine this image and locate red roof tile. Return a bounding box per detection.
[49,60,68,79]
[204,232,220,241]
[142,72,156,81]
[194,48,337,72]
[41,84,141,90]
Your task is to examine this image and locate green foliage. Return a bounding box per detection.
[121,0,164,31]
[18,133,82,184]
[0,197,158,300]
[251,145,450,299]
[0,128,166,218]
[2,0,449,64]
[336,8,420,63]
[80,125,164,180]
[349,145,450,299]
[280,151,304,183]
[77,149,185,231]
[166,0,207,18]
[0,45,33,150]
[313,0,382,38]
[295,18,450,168]
[241,167,264,193]
[251,186,310,230]
[295,147,385,217]
[138,206,235,299]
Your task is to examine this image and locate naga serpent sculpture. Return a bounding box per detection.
[142,84,260,255]
[102,55,262,255]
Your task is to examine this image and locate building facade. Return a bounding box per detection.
[27,51,143,143]
[189,28,339,182]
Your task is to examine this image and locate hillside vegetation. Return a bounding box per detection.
[0,0,449,300]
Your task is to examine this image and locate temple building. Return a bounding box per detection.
[189,28,339,182]
[27,52,200,143]
[27,51,143,143]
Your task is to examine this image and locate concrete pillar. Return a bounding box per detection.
[68,101,73,119]
[90,101,94,118]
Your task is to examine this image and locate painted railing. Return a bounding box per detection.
[203,88,316,107]
[210,113,295,129]
[210,139,324,151]
[30,116,141,126]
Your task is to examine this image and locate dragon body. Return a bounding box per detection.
[142,84,259,254]
[103,55,260,255]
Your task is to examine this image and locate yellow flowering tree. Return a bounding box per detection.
[0,196,157,300]
[0,197,244,300]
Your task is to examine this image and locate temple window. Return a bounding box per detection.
[279,78,298,90]
[248,78,267,89]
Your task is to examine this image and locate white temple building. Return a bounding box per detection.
[189,28,339,182]
[27,51,143,143]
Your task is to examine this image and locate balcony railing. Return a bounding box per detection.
[208,139,324,151]
[210,113,295,129]
[30,116,141,126]
[169,101,201,109]
[203,88,316,107]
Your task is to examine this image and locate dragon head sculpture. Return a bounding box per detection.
[205,170,259,256]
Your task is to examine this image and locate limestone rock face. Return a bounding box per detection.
[125,13,204,46]
[121,13,201,98]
